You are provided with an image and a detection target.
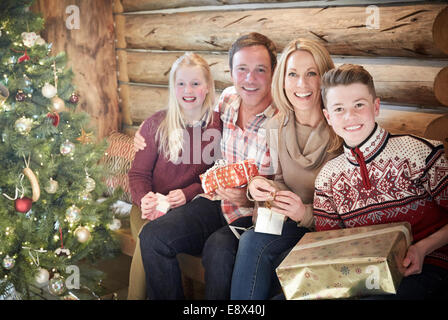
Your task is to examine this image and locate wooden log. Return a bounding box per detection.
[424,113,448,157]
[434,67,448,107]
[125,84,442,137]
[433,7,448,55]
[122,84,169,123]
[377,107,442,137]
[121,51,446,107]
[31,0,120,140]
[124,51,231,89]
[119,3,448,58]
[120,0,310,12]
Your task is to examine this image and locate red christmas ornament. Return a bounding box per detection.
[18,50,30,63]
[15,197,32,213]
[69,93,79,104]
[46,112,60,127]
[15,90,26,102]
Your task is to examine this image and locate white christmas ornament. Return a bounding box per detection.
[21,32,37,47]
[41,82,57,99]
[34,268,50,288]
[108,218,122,231]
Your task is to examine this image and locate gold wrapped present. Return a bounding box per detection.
[276,222,412,300]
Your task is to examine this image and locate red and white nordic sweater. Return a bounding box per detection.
[313,124,448,270]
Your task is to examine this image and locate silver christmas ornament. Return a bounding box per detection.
[48,274,66,296]
[2,255,15,270]
[60,140,75,156]
[14,117,33,135]
[65,205,81,224]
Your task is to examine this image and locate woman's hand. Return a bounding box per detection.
[140,191,157,219]
[271,190,306,223]
[167,189,186,209]
[133,123,146,152]
[216,187,251,207]
[248,178,277,202]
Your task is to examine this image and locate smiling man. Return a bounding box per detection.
[138,33,278,300]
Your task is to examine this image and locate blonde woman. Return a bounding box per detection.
[127,52,222,299]
[231,39,341,299]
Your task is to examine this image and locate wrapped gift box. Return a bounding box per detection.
[255,207,286,236]
[276,222,412,300]
[200,159,259,194]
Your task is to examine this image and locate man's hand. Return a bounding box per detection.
[133,122,146,152]
[216,187,251,207]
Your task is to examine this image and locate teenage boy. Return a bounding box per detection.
[314,64,448,299]
[137,33,278,299]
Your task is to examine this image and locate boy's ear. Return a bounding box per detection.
[323,108,332,126]
[373,97,380,117]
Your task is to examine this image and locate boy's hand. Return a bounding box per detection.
[402,244,425,277]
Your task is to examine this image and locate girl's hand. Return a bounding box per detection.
[140,191,157,219]
[248,178,276,202]
[271,190,305,223]
[216,187,251,207]
[167,189,186,209]
[133,123,146,152]
[402,244,426,277]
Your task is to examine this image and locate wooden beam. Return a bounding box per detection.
[32,0,120,139]
[119,3,448,58]
[120,51,446,107]
[124,84,443,138]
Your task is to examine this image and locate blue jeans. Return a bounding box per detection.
[230,219,309,300]
[139,197,253,300]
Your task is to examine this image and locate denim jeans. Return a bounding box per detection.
[139,197,253,300]
[230,219,309,300]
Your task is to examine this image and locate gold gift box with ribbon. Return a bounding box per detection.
[276,222,412,300]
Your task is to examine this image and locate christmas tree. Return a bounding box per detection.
[0,0,120,299]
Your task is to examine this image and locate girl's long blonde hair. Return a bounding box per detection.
[271,38,342,153]
[156,52,215,162]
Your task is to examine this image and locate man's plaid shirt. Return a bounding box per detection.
[215,86,277,224]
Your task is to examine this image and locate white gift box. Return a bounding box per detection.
[255,207,286,236]
[155,193,171,214]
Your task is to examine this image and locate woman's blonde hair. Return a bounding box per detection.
[271,38,342,153]
[157,52,215,162]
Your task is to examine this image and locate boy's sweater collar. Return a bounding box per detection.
[343,123,389,165]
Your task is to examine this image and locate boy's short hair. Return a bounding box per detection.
[228,32,277,72]
[321,64,377,107]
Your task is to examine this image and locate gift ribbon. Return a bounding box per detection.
[291,224,412,252]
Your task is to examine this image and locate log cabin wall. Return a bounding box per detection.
[31,0,120,140]
[113,0,448,139]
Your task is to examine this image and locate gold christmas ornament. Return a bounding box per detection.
[23,155,40,202]
[44,178,58,194]
[14,117,33,135]
[51,96,66,112]
[74,226,91,243]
